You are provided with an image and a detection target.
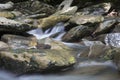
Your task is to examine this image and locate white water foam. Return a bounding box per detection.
[28,22,65,40]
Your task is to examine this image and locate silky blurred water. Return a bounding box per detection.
[27,22,65,40]
[0,61,120,80]
[1,23,120,80]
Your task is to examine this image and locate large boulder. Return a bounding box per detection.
[0,38,76,73]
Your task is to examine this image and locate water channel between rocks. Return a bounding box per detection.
[1,23,120,80]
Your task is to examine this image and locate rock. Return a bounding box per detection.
[0,2,14,11]
[44,38,72,50]
[70,15,104,25]
[112,48,120,71]
[81,39,104,46]
[0,0,28,3]
[79,40,110,59]
[62,24,97,42]
[105,33,120,48]
[36,43,51,49]
[1,34,37,49]
[57,0,73,11]
[112,23,120,33]
[83,34,107,43]
[56,6,78,15]
[37,15,71,30]
[0,11,21,19]
[14,0,56,15]
[77,2,111,15]
[0,41,9,50]
[26,13,48,19]
[104,47,120,70]
[0,41,9,67]
[93,18,117,36]
[0,48,76,73]
[0,17,37,32]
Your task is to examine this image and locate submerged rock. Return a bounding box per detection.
[0,48,76,73]
[77,2,111,15]
[62,24,97,42]
[79,40,110,59]
[0,17,37,32]
[1,34,37,49]
[70,15,104,25]
[112,48,120,71]
[104,48,120,71]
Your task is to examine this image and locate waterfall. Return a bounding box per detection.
[28,22,65,40]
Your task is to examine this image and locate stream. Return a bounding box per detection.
[0,23,120,80]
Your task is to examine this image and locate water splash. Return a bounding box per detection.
[28,22,65,40]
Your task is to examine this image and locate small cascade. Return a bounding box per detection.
[28,22,65,40]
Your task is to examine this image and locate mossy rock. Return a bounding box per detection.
[0,48,76,73]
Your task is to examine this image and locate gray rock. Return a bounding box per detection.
[14,0,56,15]
[93,18,117,36]
[62,24,97,42]
[0,41,9,67]
[70,15,104,25]
[0,2,14,11]
[112,48,120,71]
[1,34,37,49]
[78,2,111,15]
[0,41,9,50]
[112,23,120,33]
[81,39,104,46]
[79,40,110,59]
[0,17,36,32]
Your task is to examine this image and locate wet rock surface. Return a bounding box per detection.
[62,24,97,42]
[69,15,104,25]
[93,18,117,36]
[14,0,56,16]
[0,17,36,32]
[77,2,111,15]
[0,0,120,79]
[1,34,37,49]
[0,41,76,73]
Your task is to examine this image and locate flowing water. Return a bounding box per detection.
[27,22,65,40]
[0,23,120,80]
